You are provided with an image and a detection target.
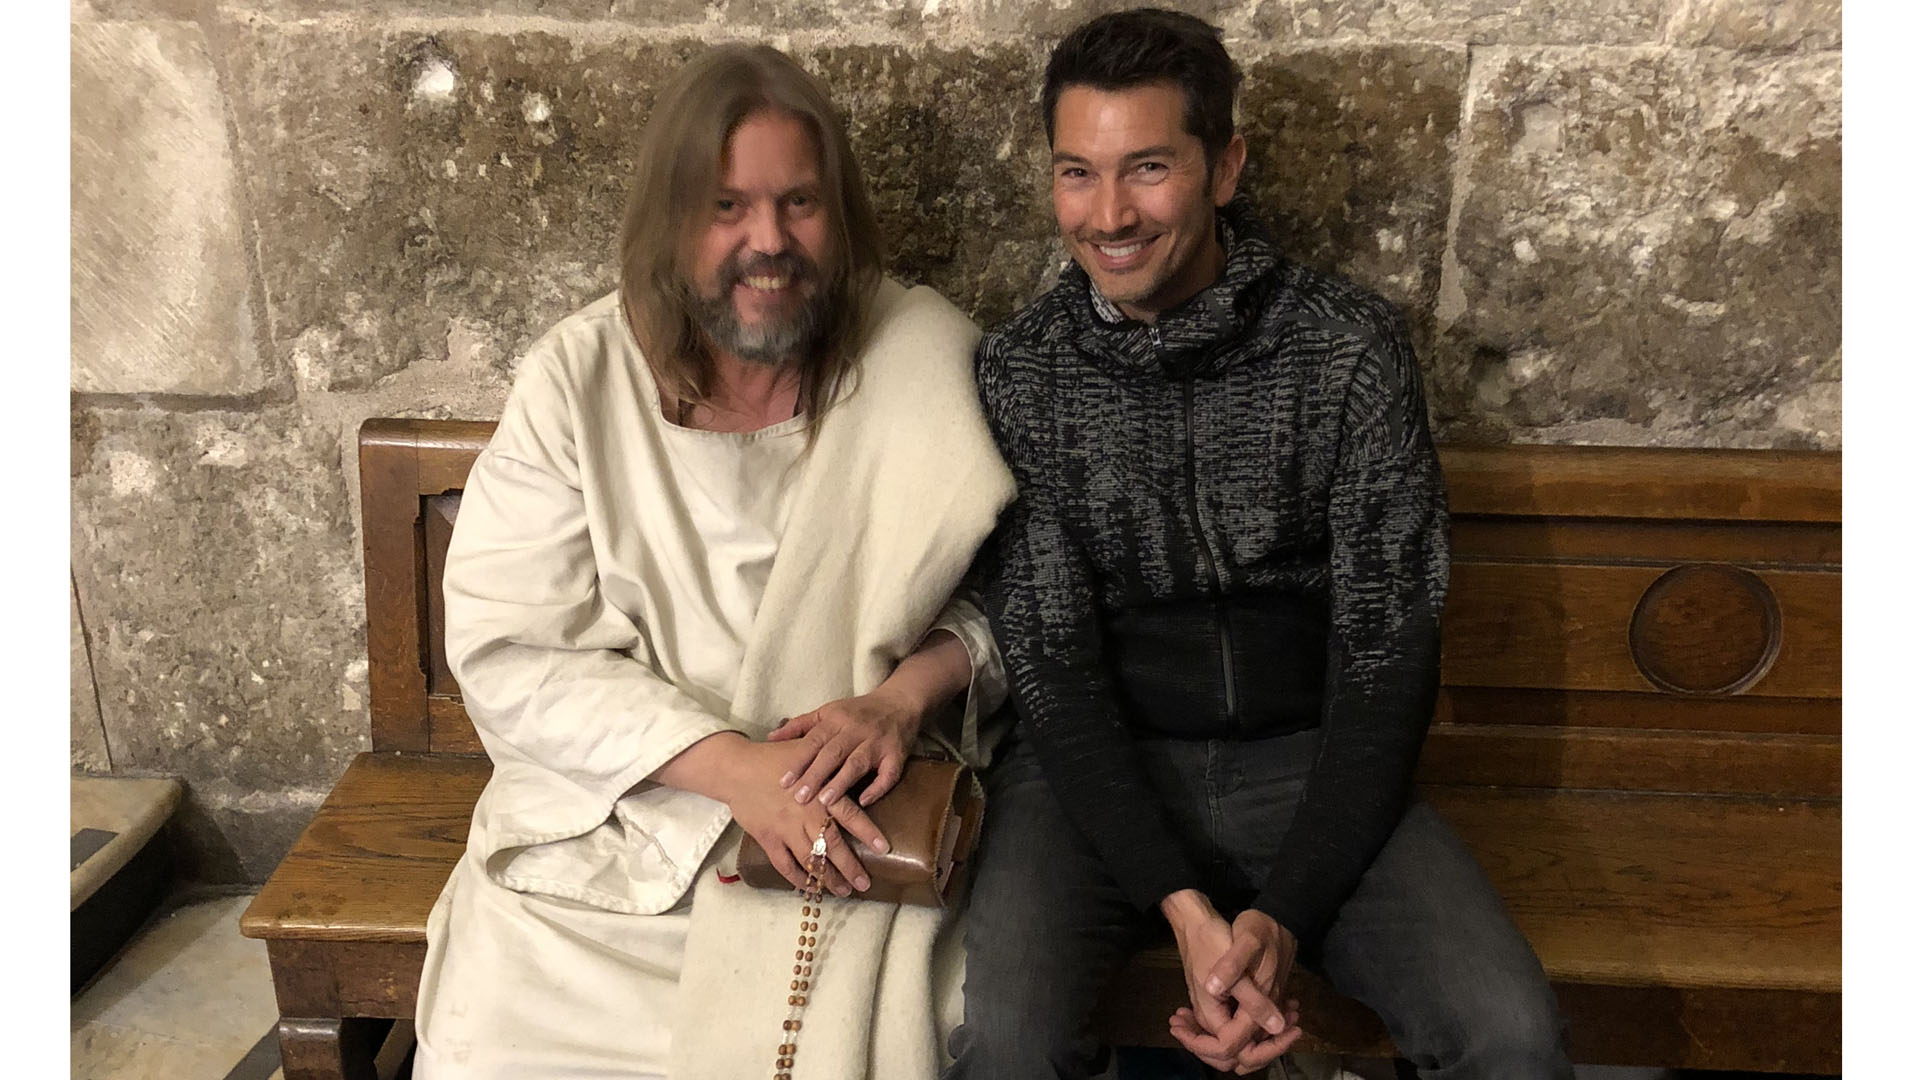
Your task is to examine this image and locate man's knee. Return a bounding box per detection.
[946,1006,1104,1080]
[1400,977,1570,1079]
[949,936,1113,1080]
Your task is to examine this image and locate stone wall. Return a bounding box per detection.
[70,0,1841,883]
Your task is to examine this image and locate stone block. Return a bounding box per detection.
[720,0,1246,38]
[70,405,368,798]
[72,21,269,397]
[1018,0,1239,37]
[219,22,706,391]
[1237,45,1467,350]
[169,790,324,884]
[221,22,1061,384]
[811,44,1057,325]
[73,579,111,773]
[79,0,216,20]
[93,0,688,19]
[715,0,920,33]
[1669,0,1841,51]
[1434,48,1840,448]
[1264,0,1669,44]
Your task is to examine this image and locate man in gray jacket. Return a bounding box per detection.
[946,10,1573,1078]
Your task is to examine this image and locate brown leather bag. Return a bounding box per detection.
[735,756,983,908]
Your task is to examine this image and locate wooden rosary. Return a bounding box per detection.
[774,822,829,1080]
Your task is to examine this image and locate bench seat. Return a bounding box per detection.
[239,421,1839,1078]
[242,751,1839,1073]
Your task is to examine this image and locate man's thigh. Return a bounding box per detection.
[1313,802,1569,1077]
[950,737,1149,1071]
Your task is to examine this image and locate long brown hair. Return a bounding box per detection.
[618,45,884,420]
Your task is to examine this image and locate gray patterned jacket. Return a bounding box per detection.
[974,198,1451,950]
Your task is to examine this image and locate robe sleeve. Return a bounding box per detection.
[443,348,736,807]
[926,594,1008,767]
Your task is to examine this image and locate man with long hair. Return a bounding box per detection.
[952,10,1572,1079]
[413,44,1013,1079]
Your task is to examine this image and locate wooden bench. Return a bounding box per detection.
[241,418,1840,1077]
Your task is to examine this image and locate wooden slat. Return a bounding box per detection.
[1438,444,1841,523]
[245,757,1840,994]
[1436,687,1840,736]
[1441,562,1839,698]
[1425,787,1839,993]
[268,939,427,1020]
[1555,983,1839,1073]
[1450,517,1841,568]
[428,696,484,755]
[410,420,493,493]
[1415,725,1840,798]
[1098,953,1839,1072]
[241,753,490,943]
[359,424,430,753]
[424,495,460,699]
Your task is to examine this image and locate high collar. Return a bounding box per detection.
[1060,196,1289,379]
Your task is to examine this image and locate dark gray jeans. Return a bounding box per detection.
[944,731,1573,1080]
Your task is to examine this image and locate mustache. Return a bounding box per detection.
[715,249,821,290]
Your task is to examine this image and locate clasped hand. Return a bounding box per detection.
[1165,893,1303,1074]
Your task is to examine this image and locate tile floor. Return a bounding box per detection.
[72,894,286,1080]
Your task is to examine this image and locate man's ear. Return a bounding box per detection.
[1212,133,1247,206]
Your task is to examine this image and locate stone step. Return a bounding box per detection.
[71,775,183,993]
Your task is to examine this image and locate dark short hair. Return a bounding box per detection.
[1042,8,1241,160]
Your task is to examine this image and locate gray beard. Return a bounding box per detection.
[690,263,830,368]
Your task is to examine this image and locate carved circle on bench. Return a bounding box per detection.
[1629,564,1782,696]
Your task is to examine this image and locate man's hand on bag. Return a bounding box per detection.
[766,687,925,810]
[724,738,889,896]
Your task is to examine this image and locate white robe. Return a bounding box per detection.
[414,281,1014,1079]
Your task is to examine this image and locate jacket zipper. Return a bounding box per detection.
[1180,377,1238,725]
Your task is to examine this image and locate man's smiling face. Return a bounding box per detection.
[687,107,835,365]
[1049,81,1244,323]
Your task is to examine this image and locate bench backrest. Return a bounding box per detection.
[358,419,1840,798]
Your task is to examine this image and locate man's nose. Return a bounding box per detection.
[746,203,789,256]
[1091,180,1137,236]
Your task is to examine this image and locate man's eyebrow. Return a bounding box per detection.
[1049,146,1180,166]
[711,181,820,200]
